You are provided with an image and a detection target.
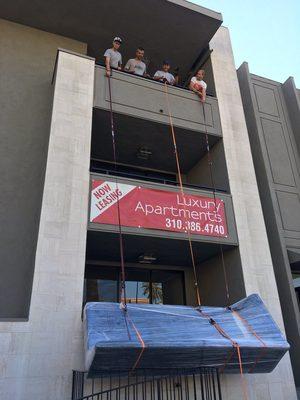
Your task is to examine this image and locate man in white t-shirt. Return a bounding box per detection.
[124,47,147,76]
[104,37,123,77]
[153,61,175,85]
[189,69,207,102]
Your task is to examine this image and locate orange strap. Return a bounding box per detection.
[197,308,249,400]
[230,308,267,373]
[107,75,127,307]
[201,102,230,305]
[126,311,146,374]
[163,82,201,307]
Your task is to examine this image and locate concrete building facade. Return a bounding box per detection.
[238,63,300,388]
[0,1,298,399]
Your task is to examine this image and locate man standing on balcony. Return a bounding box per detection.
[189,69,207,102]
[153,61,176,85]
[124,47,147,76]
[104,37,123,77]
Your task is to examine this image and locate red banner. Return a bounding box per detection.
[90,179,228,237]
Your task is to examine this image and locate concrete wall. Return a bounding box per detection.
[198,247,245,306]
[210,27,297,399]
[0,50,94,399]
[187,139,230,192]
[237,63,300,387]
[0,19,87,319]
[94,65,222,136]
[282,77,300,157]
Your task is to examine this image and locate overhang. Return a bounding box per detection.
[0,0,222,80]
[92,109,220,174]
[86,230,234,267]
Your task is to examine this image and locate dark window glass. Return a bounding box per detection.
[84,266,119,303]
[84,266,185,305]
[152,270,185,305]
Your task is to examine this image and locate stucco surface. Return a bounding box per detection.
[0,49,94,399]
[210,27,297,400]
[0,19,87,319]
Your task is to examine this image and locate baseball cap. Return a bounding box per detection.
[163,60,170,65]
[113,36,122,43]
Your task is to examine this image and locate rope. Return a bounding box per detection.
[107,75,127,308]
[201,102,230,305]
[199,102,248,399]
[201,102,262,396]
[163,82,201,307]
[197,308,249,400]
[127,313,146,373]
[106,75,257,392]
[163,83,248,399]
[107,74,146,373]
[229,307,267,373]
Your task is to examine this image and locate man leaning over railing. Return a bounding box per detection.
[189,69,207,102]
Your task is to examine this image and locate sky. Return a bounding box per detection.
[193,0,300,86]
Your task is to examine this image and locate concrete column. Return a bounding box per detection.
[210,27,297,400]
[0,49,94,400]
[282,76,300,156]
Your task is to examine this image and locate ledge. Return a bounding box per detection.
[52,47,95,85]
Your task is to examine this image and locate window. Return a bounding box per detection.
[84,266,119,303]
[84,266,185,305]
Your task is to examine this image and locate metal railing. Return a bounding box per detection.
[72,369,222,400]
[90,167,228,194]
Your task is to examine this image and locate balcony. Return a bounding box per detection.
[94,66,222,136]
[88,172,237,246]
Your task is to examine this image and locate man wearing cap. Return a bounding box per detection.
[104,37,122,77]
[124,47,147,77]
[153,61,176,85]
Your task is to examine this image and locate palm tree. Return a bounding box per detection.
[142,282,163,304]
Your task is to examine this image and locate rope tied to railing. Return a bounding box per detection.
[201,101,230,305]
[163,82,202,307]
[107,73,146,372]
[163,82,249,400]
[107,74,127,309]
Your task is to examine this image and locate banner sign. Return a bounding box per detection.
[90,179,228,237]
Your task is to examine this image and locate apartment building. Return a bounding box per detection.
[0,0,298,399]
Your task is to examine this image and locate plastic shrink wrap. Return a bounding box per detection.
[84,294,289,378]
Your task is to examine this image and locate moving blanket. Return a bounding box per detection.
[84,294,289,378]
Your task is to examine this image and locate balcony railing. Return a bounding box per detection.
[94,65,222,136]
[90,164,228,194]
[88,172,238,246]
[71,369,223,400]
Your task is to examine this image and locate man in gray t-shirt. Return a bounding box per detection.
[153,61,176,85]
[104,37,122,77]
[124,47,146,76]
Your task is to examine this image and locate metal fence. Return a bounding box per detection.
[72,369,222,400]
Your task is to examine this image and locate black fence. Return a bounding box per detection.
[72,369,222,400]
